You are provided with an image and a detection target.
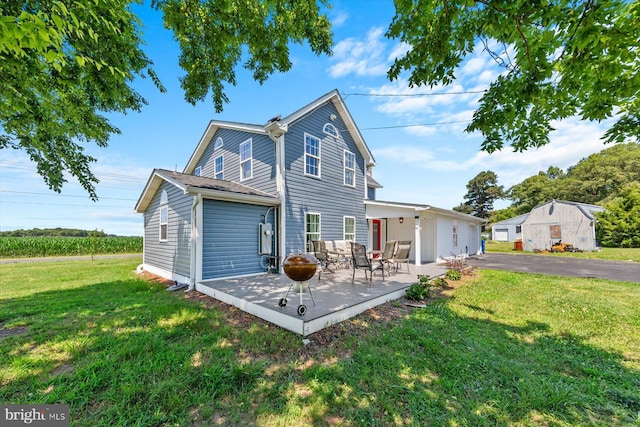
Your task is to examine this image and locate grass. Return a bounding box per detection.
[1,258,640,426]
[485,240,640,262]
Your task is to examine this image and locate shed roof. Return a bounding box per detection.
[365,199,487,223]
[135,169,279,213]
[492,213,529,227]
[533,200,605,220]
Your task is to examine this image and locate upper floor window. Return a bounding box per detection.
[344,216,355,241]
[305,212,321,252]
[214,137,223,150]
[194,166,202,176]
[323,123,339,138]
[159,190,168,242]
[239,139,252,180]
[344,150,356,187]
[214,155,223,180]
[304,133,320,178]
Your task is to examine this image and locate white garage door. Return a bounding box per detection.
[494,229,509,241]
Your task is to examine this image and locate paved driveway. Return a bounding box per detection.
[468,253,640,283]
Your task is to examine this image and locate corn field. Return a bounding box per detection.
[0,236,143,258]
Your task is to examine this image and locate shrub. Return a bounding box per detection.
[418,274,430,283]
[431,277,448,287]
[406,282,430,301]
[445,269,462,281]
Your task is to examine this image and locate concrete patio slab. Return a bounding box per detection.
[196,262,446,336]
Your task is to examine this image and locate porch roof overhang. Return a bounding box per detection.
[135,169,279,212]
[365,199,487,224]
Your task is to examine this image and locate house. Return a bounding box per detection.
[491,213,529,242]
[135,89,485,290]
[511,200,604,251]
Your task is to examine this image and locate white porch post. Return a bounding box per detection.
[414,214,422,266]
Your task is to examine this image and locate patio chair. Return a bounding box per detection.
[350,242,385,284]
[392,240,412,274]
[313,240,339,279]
[380,240,397,274]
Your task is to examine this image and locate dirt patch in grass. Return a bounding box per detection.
[0,325,29,340]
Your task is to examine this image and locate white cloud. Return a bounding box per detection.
[329,28,389,77]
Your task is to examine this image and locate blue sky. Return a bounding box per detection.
[0,1,613,236]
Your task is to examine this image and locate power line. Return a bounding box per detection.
[0,190,138,201]
[343,90,486,97]
[1,200,134,209]
[360,119,472,131]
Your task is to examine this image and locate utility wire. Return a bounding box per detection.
[360,119,472,131]
[0,190,138,201]
[343,90,486,97]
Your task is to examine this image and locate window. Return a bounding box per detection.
[194,166,202,176]
[240,139,252,180]
[515,225,522,234]
[344,150,356,187]
[214,155,223,180]
[305,213,320,252]
[452,220,458,247]
[304,133,320,177]
[550,225,561,239]
[214,137,223,150]
[344,216,355,241]
[159,190,168,242]
[323,123,339,137]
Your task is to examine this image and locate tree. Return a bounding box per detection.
[0,0,331,198]
[460,170,505,219]
[508,166,564,213]
[386,0,640,152]
[452,202,474,215]
[595,183,640,248]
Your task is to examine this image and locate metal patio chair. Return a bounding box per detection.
[392,240,412,274]
[313,240,339,279]
[350,242,385,284]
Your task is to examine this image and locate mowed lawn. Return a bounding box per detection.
[1,258,639,426]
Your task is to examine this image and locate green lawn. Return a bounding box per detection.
[485,240,640,262]
[1,258,639,426]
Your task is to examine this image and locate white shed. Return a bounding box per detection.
[491,213,529,242]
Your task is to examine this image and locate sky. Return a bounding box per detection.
[0,1,614,236]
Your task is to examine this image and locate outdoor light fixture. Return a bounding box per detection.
[399,217,404,224]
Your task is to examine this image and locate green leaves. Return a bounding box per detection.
[596,183,640,248]
[386,0,640,152]
[460,170,505,219]
[154,0,332,112]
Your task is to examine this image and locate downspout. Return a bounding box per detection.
[188,193,202,291]
[267,122,288,265]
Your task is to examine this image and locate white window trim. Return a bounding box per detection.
[159,190,168,242]
[194,166,202,177]
[239,138,252,181]
[214,137,223,150]
[214,154,224,180]
[323,123,339,138]
[305,212,321,253]
[343,216,356,242]
[304,133,321,178]
[343,149,356,187]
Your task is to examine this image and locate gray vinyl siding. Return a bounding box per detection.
[143,181,193,277]
[284,102,368,253]
[202,200,272,279]
[194,128,277,194]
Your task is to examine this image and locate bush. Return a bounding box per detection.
[406,282,430,301]
[431,277,448,287]
[445,269,462,281]
[418,274,430,283]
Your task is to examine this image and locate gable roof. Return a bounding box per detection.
[365,199,487,224]
[135,169,280,213]
[532,200,605,220]
[183,89,375,174]
[492,213,529,227]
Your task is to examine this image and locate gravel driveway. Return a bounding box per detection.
[467,253,640,283]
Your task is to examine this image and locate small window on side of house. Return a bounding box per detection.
[159,190,168,242]
[344,216,355,241]
[240,139,252,180]
[305,213,321,252]
[323,123,339,138]
[214,154,223,180]
[452,220,458,247]
[515,225,522,233]
[214,137,223,150]
[304,133,321,178]
[194,166,202,176]
[344,150,356,187]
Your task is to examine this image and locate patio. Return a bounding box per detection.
[195,262,446,336]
